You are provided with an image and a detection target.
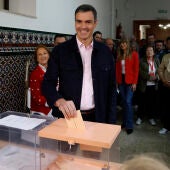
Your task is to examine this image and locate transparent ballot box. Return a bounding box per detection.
[38,118,121,170]
[0,111,55,170]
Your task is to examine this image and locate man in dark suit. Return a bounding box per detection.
[42,4,116,123]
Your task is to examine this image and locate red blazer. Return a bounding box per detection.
[116,51,139,84]
[29,65,51,115]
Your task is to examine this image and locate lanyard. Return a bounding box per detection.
[147,59,154,76]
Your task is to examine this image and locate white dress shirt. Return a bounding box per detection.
[76,37,95,110]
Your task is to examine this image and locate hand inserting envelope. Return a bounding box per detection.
[65,110,86,130]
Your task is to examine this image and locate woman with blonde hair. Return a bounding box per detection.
[116,39,139,134]
[121,155,170,170]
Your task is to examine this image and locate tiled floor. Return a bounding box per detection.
[118,117,170,166]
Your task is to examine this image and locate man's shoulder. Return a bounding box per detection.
[164,53,170,57]
[162,53,170,59]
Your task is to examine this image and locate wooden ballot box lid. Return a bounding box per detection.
[38,118,121,149]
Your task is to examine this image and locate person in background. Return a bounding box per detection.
[42,4,116,123]
[131,42,138,52]
[139,33,156,59]
[138,39,147,58]
[116,39,139,134]
[147,33,156,48]
[164,36,170,54]
[105,38,114,51]
[155,40,165,63]
[130,35,139,52]
[105,38,116,60]
[121,155,170,170]
[136,45,160,126]
[105,37,118,121]
[130,40,140,113]
[93,30,103,42]
[154,40,165,118]
[53,35,66,90]
[158,42,170,134]
[54,34,66,46]
[29,45,52,117]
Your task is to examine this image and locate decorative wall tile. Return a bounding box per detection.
[0,54,36,113]
[0,26,72,46]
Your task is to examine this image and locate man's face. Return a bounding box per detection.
[75,11,97,42]
[148,35,155,45]
[156,42,163,51]
[106,39,114,51]
[94,33,102,42]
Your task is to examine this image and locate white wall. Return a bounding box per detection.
[9,0,36,17]
[114,0,170,38]
[0,0,114,38]
[1,0,170,39]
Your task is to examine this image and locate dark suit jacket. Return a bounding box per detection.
[42,35,116,123]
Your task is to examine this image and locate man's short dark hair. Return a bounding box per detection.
[54,34,66,41]
[155,40,164,44]
[75,4,97,21]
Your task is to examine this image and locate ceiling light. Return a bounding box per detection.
[158,24,170,29]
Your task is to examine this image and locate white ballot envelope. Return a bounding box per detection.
[65,110,85,130]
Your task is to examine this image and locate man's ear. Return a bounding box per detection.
[94,20,98,28]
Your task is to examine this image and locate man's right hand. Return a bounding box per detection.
[54,98,77,119]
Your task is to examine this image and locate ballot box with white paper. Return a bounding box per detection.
[38,111,121,170]
[0,111,55,170]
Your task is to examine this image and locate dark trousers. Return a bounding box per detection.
[137,85,157,119]
[156,81,164,118]
[81,109,95,122]
[161,86,170,130]
[82,113,95,122]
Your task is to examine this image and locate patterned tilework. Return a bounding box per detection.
[0,26,72,45]
[0,28,49,45]
[0,53,36,113]
[0,29,53,45]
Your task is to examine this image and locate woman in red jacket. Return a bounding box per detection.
[29,45,52,116]
[116,39,139,134]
